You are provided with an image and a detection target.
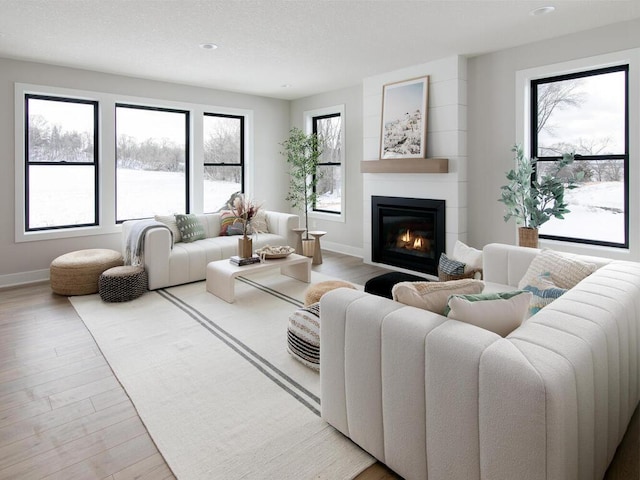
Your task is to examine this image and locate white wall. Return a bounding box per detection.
[362,56,468,275]
[468,18,640,259]
[289,85,364,256]
[0,57,290,286]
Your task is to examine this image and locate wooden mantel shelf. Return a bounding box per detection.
[360,157,449,174]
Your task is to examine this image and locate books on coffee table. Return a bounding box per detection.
[229,255,261,266]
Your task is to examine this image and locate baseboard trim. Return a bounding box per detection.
[321,241,363,258]
[0,269,50,289]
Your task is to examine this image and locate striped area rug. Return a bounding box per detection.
[70,270,371,480]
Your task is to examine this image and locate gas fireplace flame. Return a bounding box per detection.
[413,237,423,249]
[401,231,411,242]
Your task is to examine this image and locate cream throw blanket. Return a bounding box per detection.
[124,219,173,266]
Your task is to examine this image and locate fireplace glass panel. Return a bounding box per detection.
[372,196,445,275]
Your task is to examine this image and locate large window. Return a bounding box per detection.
[115,104,189,221]
[531,65,628,247]
[203,113,244,212]
[308,108,344,216]
[25,95,98,230]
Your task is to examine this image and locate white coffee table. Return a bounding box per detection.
[206,253,312,303]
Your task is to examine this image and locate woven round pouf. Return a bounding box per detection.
[99,266,148,303]
[50,249,124,296]
[304,280,356,306]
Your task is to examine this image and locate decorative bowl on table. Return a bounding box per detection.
[255,245,295,259]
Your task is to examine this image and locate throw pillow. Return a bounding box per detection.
[175,214,206,243]
[392,279,484,314]
[444,290,532,337]
[518,249,596,291]
[250,210,269,234]
[154,214,182,243]
[217,191,243,212]
[452,240,483,273]
[522,272,568,317]
[439,253,466,276]
[219,210,244,236]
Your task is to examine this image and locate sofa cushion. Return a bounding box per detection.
[251,210,269,234]
[518,249,596,290]
[444,290,532,337]
[521,272,568,317]
[154,214,182,243]
[392,279,484,314]
[175,214,206,243]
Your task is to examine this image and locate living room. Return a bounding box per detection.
[2,1,640,479]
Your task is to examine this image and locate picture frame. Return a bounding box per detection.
[379,76,429,160]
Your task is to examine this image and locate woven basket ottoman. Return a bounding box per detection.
[303,280,356,306]
[287,303,321,371]
[50,249,123,296]
[99,266,148,302]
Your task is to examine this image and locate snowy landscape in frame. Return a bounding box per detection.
[380,76,429,159]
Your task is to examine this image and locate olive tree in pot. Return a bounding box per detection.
[499,145,581,248]
[281,127,323,257]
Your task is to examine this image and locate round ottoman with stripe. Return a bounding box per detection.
[303,280,356,306]
[50,249,124,296]
[99,265,148,302]
[287,303,321,371]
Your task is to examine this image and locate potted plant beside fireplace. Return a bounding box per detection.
[499,145,580,248]
[281,127,323,257]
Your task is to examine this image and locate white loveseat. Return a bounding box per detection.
[122,211,299,289]
[320,243,640,480]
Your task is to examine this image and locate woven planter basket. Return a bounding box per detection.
[518,227,539,248]
[438,268,482,282]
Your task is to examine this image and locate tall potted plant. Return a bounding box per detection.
[281,127,323,256]
[499,145,580,248]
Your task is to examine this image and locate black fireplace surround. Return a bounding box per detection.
[372,196,445,276]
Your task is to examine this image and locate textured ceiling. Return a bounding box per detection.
[0,0,639,100]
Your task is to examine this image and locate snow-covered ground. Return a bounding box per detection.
[539,181,625,244]
[28,168,338,227]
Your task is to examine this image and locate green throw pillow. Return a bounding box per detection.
[175,214,206,243]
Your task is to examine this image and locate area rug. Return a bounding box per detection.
[69,270,373,480]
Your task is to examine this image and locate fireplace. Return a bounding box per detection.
[372,196,445,275]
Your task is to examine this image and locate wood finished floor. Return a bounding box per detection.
[0,250,638,479]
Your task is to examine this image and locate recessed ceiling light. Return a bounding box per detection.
[199,43,218,50]
[530,6,555,16]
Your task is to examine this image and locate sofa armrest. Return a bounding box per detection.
[264,211,299,247]
[121,220,172,290]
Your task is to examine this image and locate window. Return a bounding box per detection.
[115,104,189,221]
[25,94,98,230]
[203,113,244,212]
[306,107,345,218]
[531,65,628,248]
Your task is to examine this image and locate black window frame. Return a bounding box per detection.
[202,112,245,212]
[24,94,99,232]
[312,112,342,215]
[115,103,191,223]
[530,64,629,249]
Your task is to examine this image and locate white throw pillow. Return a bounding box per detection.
[392,279,484,315]
[445,290,532,337]
[518,249,596,291]
[154,214,182,243]
[251,210,269,234]
[452,240,483,273]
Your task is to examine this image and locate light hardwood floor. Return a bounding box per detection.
[0,250,638,479]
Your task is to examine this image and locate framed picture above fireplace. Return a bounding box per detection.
[380,76,429,160]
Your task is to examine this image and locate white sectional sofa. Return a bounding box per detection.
[320,243,640,480]
[122,211,299,289]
